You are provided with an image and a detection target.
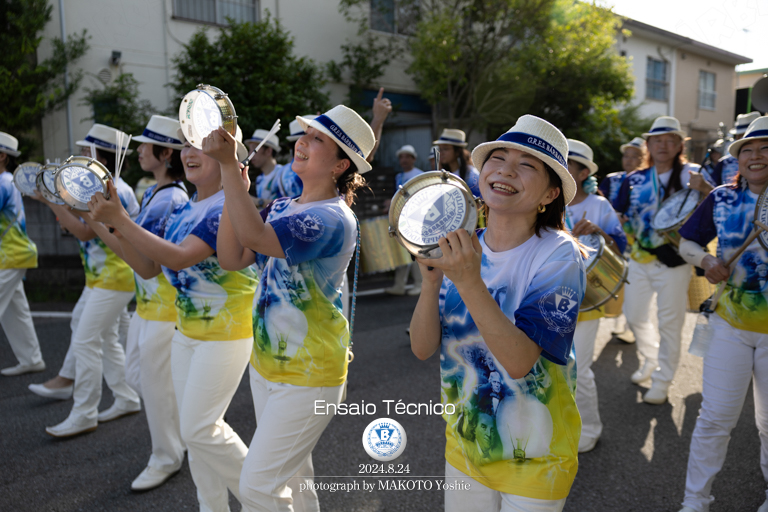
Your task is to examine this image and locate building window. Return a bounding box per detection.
[370,0,418,35]
[699,70,716,110]
[646,57,668,102]
[173,0,258,25]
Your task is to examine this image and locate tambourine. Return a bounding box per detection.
[388,170,479,259]
[179,84,237,149]
[36,163,66,205]
[651,188,701,247]
[54,156,111,211]
[13,162,42,196]
[757,184,768,251]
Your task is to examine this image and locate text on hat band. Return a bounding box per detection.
[142,128,182,145]
[496,132,566,167]
[84,135,118,150]
[315,114,364,159]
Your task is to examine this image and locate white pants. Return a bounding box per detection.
[444,462,566,512]
[240,365,344,512]
[574,319,602,441]
[623,260,692,384]
[0,269,43,367]
[59,289,131,380]
[125,314,184,473]
[682,314,768,512]
[60,287,139,423]
[171,331,251,512]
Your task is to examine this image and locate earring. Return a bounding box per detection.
[332,173,337,184]
[538,204,546,213]
[165,159,172,169]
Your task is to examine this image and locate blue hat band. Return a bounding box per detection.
[496,132,566,167]
[437,136,465,144]
[142,128,181,145]
[648,126,679,134]
[569,151,591,161]
[744,129,768,139]
[0,143,17,152]
[315,114,364,159]
[85,135,118,150]
[735,123,752,131]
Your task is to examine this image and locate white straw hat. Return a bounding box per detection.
[296,106,375,174]
[471,114,577,204]
[396,144,417,158]
[286,115,317,142]
[433,128,468,147]
[728,115,768,157]
[567,139,598,176]
[246,129,280,152]
[642,116,687,140]
[133,115,184,150]
[731,111,761,135]
[76,124,133,154]
[234,125,248,161]
[0,132,21,157]
[619,137,646,154]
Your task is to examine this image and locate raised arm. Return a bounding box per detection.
[367,87,392,163]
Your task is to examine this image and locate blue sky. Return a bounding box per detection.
[597,0,768,71]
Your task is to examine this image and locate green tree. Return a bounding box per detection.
[0,0,89,156]
[170,16,330,152]
[80,73,155,186]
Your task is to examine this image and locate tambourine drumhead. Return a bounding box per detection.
[652,188,701,232]
[389,171,478,259]
[757,184,768,251]
[13,162,42,196]
[579,233,603,273]
[54,156,111,211]
[36,164,65,205]
[179,84,237,149]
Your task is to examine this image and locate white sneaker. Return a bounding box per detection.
[131,466,179,492]
[98,400,141,423]
[384,286,406,296]
[643,381,669,405]
[46,415,97,438]
[28,382,73,400]
[614,329,636,343]
[1,361,46,376]
[631,360,657,384]
[758,498,768,512]
[406,286,421,296]
[578,435,599,453]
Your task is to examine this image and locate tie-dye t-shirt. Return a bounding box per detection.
[710,155,739,187]
[598,171,626,204]
[0,171,37,269]
[134,182,189,322]
[394,168,424,189]
[254,167,282,203]
[613,164,697,263]
[566,194,628,322]
[161,190,257,341]
[277,161,303,198]
[440,229,586,499]
[250,196,357,387]
[79,177,139,291]
[679,184,768,334]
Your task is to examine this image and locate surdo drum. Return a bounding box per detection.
[579,233,629,312]
[359,217,412,274]
[388,171,480,259]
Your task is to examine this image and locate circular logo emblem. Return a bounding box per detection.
[398,184,467,246]
[192,92,222,139]
[362,418,407,461]
[60,167,104,203]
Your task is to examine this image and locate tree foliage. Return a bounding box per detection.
[170,16,330,152]
[80,73,155,186]
[0,0,89,155]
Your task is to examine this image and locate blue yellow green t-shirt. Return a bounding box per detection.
[79,177,138,291]
[679,184,768,334]
[134,182,189,322]
[250,196,357,387]
[0,171,37,269]
[439,229,586,499]
[161,190,257,341]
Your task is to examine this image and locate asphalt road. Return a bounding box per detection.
[0,293,765,512]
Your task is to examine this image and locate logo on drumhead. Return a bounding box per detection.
[538,286,579,335]
[60,167,104,203]
[362,418,407,461]
[398,184,466,246]
[288,213,325,242]
[192,92,222,137]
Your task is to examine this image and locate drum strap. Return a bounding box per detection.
[349,213,361,353]
[140,182,188,212]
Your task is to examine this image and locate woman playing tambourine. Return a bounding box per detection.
[410,115,586,512]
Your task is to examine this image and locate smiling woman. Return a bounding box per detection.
[409,115,587,512]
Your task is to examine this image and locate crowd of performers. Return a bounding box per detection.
[0,95,766,512]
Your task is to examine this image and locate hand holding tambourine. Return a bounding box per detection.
[87,181,127,225]
[416,229,483,288]
[202,127,240,167]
